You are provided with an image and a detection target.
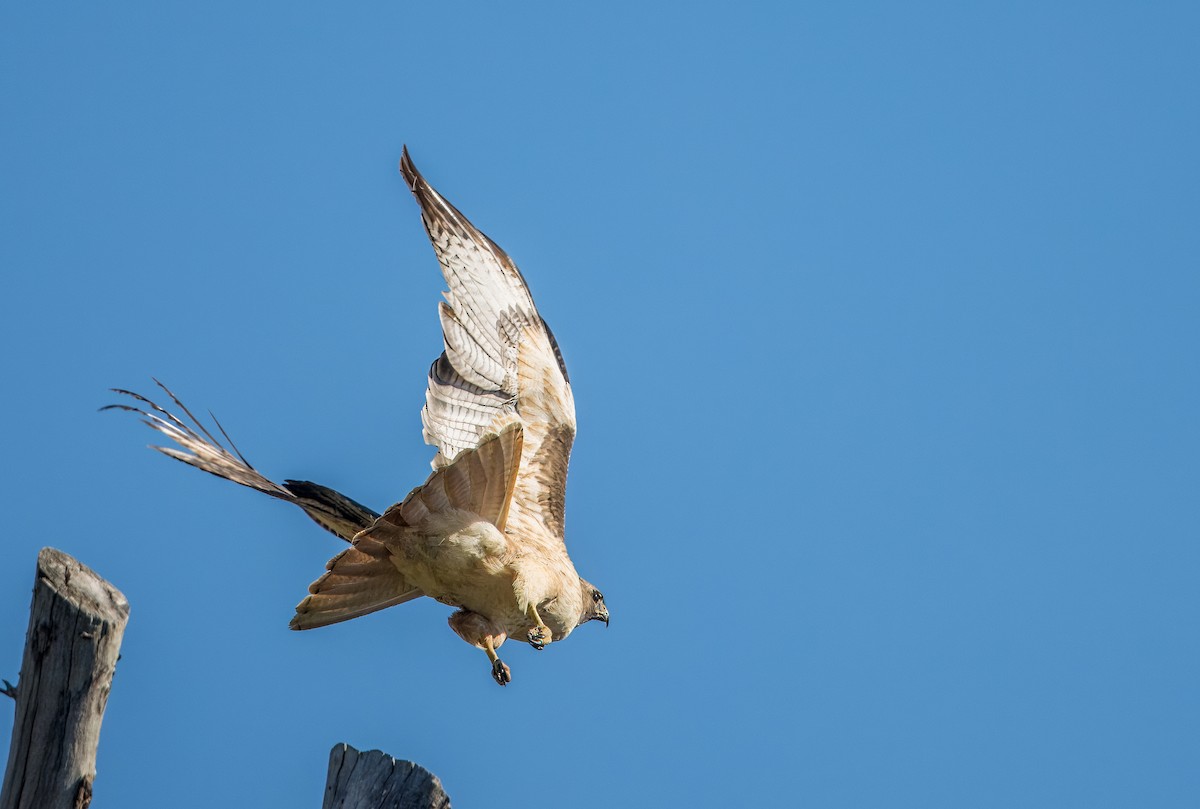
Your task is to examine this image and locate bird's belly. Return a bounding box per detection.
[388,514,516,610]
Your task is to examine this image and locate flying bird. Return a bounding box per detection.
[106,148,608,686]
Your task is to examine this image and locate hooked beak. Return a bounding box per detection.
[600,608,610,628]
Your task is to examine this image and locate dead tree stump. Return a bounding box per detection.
[324,744,451,809]
[0,548,130,809]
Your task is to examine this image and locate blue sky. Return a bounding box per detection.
[2,2,1197,807]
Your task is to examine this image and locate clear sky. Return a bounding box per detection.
[1,3,1197,807]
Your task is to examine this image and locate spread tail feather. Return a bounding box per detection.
[103,380,379,542]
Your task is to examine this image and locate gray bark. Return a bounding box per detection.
[324,744,451,809]
[0,548,130,809]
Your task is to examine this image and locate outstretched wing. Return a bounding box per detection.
[400,149,577,545]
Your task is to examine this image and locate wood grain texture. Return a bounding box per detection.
[323,744,451,809]
[0,548,129,809]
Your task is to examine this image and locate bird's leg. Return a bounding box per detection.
[483,636,511,686]
[524,602,553,650]
[511,569,552,649]
[448,608,511,687]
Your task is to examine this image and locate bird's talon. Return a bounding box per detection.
[527,625,551,650]
[491,658,511,686]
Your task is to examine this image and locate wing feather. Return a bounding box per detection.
[400,149,576,546]
[387,423,524,531]
[290,536,422,630]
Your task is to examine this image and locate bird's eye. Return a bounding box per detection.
[593,591,603,602]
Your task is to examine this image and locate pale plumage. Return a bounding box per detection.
[108,149,608,685]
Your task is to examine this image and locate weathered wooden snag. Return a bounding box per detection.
[324,744,451,809]
[0,548,129,809]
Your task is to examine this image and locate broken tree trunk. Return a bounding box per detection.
[324,744,451,809]
[0,548,130,809]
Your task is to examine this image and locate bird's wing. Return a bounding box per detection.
[387,422,524,531]
[290,536,423,630]
[400,149,577,547]
[104,382,381,543]
[297,425,523,626]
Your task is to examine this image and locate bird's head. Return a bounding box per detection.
[577,578,609,628]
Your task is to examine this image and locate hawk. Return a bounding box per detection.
[107,148,608,686]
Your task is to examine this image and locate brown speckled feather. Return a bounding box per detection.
[400,149,577,555]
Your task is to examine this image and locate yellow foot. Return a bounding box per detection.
[527,624,552,650]
[523,601,553,650]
